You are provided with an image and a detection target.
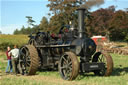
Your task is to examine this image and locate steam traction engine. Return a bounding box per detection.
[18,8,113,80]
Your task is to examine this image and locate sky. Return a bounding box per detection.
[0,0,128,34]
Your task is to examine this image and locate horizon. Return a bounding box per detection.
[0,0,128,34]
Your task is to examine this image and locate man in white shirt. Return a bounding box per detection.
[9,45,19,74]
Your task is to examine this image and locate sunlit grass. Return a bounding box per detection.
[0,34,29,51]
[0,52,127,85]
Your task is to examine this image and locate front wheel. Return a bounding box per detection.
[58,52,79,80]
[92,52,113,76]
[18,45,39,75]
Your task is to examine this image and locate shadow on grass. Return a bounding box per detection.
[77,66,128,80]
[38,68,58,72]
[111,67,128,76]
[76,73,95,80]
[34,66,128,80]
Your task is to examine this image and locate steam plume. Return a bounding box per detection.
[80,0,104,9]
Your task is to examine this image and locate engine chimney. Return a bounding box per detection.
[77,8,86,38]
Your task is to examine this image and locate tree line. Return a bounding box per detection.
[13,0,128,42]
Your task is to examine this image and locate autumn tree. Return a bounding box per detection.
[87,6,115,37]
[47,0,83,33]
[86,6,128,41]
[109,10,128,41]
[47,0,106,33]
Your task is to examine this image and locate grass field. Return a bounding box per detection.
[0,34,28,51]
[0,51,128,85]
[0,35,128,85]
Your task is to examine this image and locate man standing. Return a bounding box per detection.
[5,46,12,73]
[9,45,19,74]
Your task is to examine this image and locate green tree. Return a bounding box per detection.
[39,17,49,32]
[26,16,35,27]
[0,31,2,34]
[20,26,26,34]
[31,25,40,33]
[25,27,31,34]
[13,29,19,34]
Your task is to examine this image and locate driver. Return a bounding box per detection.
[64,28,69,33]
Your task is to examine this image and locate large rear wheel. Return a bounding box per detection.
[92,52,113,76]
[18,45,39,75]
[58,52,79,80]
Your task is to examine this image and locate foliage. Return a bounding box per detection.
[0,31,1,34]
[87,6,115,37]
[39,17,49,32]
[13,25,39,35]
[109,10,128,41]
[26,16,35,27]
[47,1,128,41]
[86,6,128,42]
[47,0,83,33]
[0,35,28,51]
[13,1,128,42]
[13,16,39,35]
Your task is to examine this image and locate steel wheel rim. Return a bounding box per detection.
[92,52,113,76]
[98,55,106,76]
[19,46,31,75]
[59,52,80,80]
[59,54,73,80]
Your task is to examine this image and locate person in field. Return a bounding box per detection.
[9,45,19,74]
[5,46,13,73]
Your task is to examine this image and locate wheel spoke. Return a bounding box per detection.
[68,66,72,72]
[101,55,104,62]
[62,56,68,64]
[66,70,71,77]
[68,61,72,66]
[20,51,26,57]
[60,65,67,69]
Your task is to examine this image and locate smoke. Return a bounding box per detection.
[80,0,105,9]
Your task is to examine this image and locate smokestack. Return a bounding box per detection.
[77,8,86,38]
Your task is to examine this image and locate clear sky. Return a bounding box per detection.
[0,0,128,34]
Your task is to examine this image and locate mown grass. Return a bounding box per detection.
[0,34,29,51]
[0,51,128,85]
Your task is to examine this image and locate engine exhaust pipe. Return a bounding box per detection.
[77,8,86,38]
